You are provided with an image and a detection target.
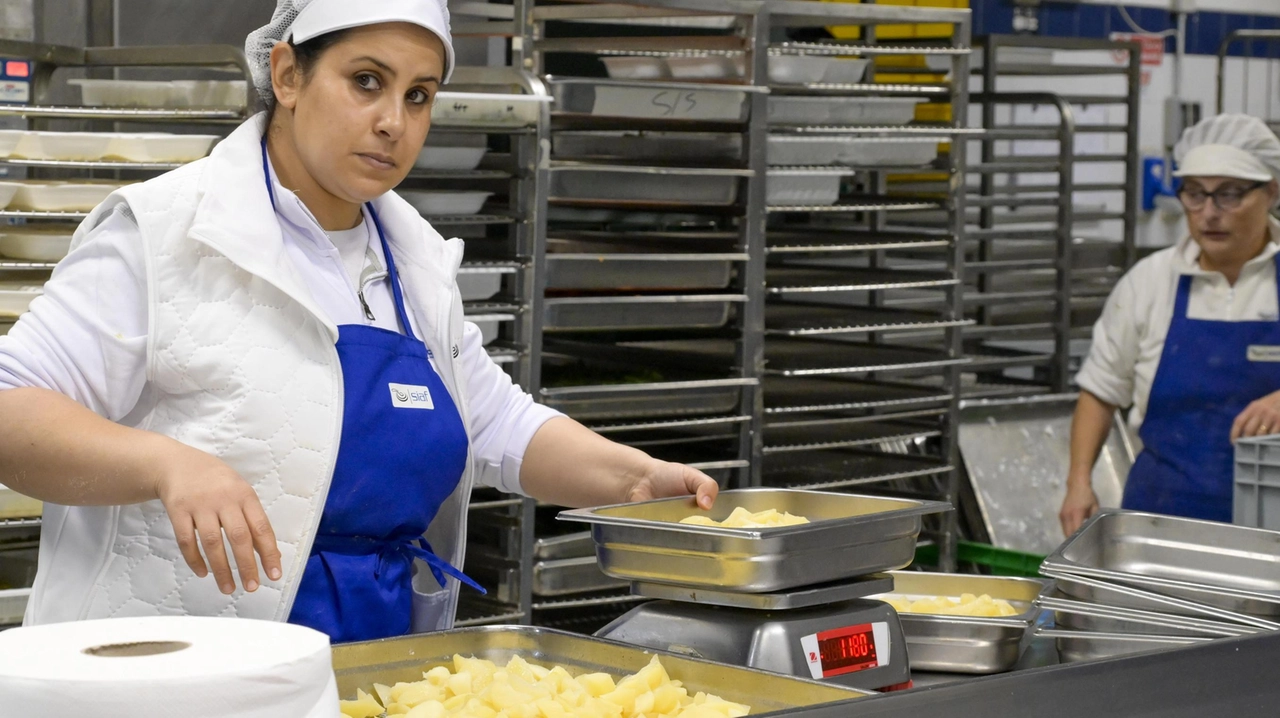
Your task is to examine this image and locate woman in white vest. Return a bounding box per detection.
[0,0,718,642]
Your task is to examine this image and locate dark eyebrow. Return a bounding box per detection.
[352,56,441,86]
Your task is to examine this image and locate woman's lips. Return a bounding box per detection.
[358,153,396,171]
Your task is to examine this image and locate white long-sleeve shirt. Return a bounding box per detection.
[1076,218,1280,432]
[0,158,555,490]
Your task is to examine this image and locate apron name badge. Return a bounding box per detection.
[1247,345,1280,362]
[389,382,435,409]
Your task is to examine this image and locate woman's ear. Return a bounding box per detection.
[269,41,301,112]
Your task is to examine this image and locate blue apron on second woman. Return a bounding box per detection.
[261,141,483,643]
[1124,256,1280,522]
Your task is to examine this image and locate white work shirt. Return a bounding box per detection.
[1076,217,1280,432]
[0,159,425,421]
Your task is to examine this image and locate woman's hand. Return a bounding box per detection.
[152,441,282,595]
[1231,389,1280,443]
[1059,482,1100,538]
[625,458,719,510]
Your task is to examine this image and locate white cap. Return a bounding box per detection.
[1173,113,1280,184]
[246,0,454,103]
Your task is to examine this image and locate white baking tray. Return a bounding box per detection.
[17,131,113,161]
[105,133,219,163]
[835,138,940,167]
[0,130,23,158]
[414,145,488,170]
[70,78,247,108]
[667,56,738,80]
[457,273,501,302]
[767,135,850,165]
[0,181,20,210]
[768,97,925,125]
[768,56,830,84]
[602,56,671,80]
[400,190,492,216]
[0,284,42,318]
[0,226,74,261]
[821,58,871,84]
[9,182,122,212]
[767,169,848,206]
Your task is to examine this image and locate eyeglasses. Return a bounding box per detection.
[1178,181,1267,211]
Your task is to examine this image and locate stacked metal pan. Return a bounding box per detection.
[1035,510,1280,662]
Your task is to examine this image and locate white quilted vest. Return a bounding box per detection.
[24,117,477,628]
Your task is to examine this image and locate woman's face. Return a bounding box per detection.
[274,23,445,205]
[1182,176,1279,260]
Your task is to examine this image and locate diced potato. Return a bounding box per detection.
[349,655,750,718]
[340,688,384,718]
[678,506,810,529]
[886,592,1019,617]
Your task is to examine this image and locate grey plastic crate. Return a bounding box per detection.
[1234,435,1280,529]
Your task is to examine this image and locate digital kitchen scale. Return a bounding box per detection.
[596,573,912,691]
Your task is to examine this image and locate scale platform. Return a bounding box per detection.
[597,574,910,691]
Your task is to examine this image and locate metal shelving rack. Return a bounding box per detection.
[512,0,768,632]
[1216,30,1280,133]
[962,90,1075,396]
[754,1,971,573]
[964,36,1141,395]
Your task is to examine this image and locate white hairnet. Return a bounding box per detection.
[245,0,454,104]
[1173,113,1280,184]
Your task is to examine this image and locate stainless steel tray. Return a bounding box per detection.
[763,376,952,415]
[534,556,628,596]
[766,267,958,294]
[1034,627,1208,664]
[331,626,870,710]
[543,294,742,332]
[765,338,967,376]
[547,237,740,291]
[539,380,746,421]
[558,488,949,593]
[766,228,953,255]
[869,571,1047,674]
[549,164,749,206]
[552,131,743,163]
[1042,510,1280,616]
[548,78,752,123]
[535,531,596,561]
[631,573,894,610]
[1045,571,1280,630]
[1037,590,1260,638]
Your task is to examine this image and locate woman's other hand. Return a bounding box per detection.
[625,459,719,510]
[152,442,282,595]
[1059,482,1100,538]
[1230,389,1280,443]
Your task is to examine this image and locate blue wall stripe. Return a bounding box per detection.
[971,0,1280,58]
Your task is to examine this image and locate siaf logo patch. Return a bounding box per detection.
[388,382,435,409]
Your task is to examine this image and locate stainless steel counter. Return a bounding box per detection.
[791,630,1280,717]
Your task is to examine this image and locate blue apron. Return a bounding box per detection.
[1124,256,1280,522]
[260,141,484,643]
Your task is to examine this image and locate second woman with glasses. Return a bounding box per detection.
[1060,114,1280,535]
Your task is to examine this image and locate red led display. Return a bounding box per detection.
[4,61,29,78]
[816,624,878,676]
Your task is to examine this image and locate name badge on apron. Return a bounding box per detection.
[1247,345,1280,362]
[389,382,435,409]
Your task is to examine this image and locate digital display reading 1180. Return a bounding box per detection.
[817,625,878,675]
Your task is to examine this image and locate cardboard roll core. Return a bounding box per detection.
[83,640,192,658]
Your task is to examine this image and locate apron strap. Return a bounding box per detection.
[1172,273,1194,320]
[311,534,486,595]
[260,137,279,212]
[365,203,419,342]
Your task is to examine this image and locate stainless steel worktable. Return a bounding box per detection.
[787,629,1280,717]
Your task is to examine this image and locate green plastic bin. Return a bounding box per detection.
[913,541,1045,578]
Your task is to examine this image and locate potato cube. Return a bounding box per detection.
[340,688,384,718]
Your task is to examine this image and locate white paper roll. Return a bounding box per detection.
[0,616,339,718]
